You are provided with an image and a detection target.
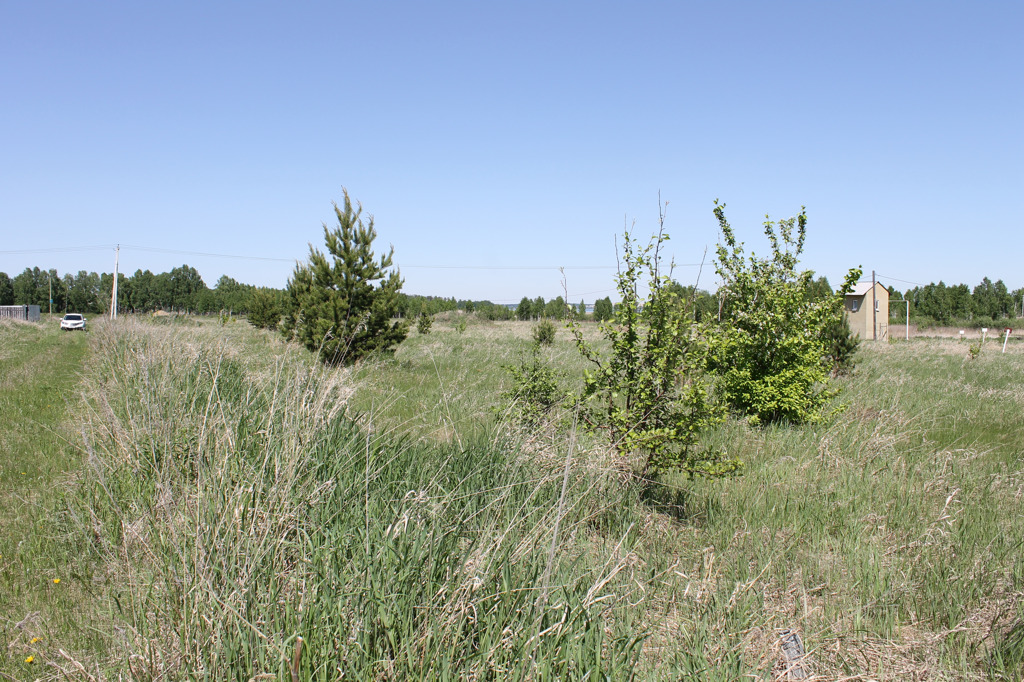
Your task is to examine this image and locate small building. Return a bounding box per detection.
[0,305,41,322]
[845,282,888,340]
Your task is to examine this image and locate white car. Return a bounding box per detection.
[60,313,87,331]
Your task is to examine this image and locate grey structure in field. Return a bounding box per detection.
[0,305,41,322]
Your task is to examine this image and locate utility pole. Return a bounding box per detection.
[110,244,120,320]
[872,270,877,341]
[48,271,52,315]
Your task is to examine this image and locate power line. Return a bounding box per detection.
[119,244,296,263]
[398,264,614,271]
[1,244,709,271]
[396,263,706,270]
[875,274,925,287]
[0,245,113,255]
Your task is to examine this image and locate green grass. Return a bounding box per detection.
[650,340,1024,679]
[1,315,1022,680]
[343,320,1024,680]
[0,319,96,674]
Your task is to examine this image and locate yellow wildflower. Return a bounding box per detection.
[25,655,34,664]
[52,578,60,584]
[30,637,40,643]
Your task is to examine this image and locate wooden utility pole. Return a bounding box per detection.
[872,270,877,341]
[110,245,119,320]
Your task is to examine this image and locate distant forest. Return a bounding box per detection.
[897,278,1023,327]
[1,265,1020,328]
[0,265,519,319]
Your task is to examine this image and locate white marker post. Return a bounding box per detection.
[982,327,988,345]
[1003,328,1012,353]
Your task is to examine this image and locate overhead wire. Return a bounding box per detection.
[398,264,614,270]
[875,274,925,287]
[0,243,708,301]
[119,244,296,263]
[0,245,114,255]
[2,243,706,272]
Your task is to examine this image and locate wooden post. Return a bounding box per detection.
[872,270,877,341]
[290,636,303,682]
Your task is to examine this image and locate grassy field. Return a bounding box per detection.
[0,318,101,672]
[1,314,1021,680]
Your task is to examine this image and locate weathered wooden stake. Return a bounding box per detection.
[290,635,303,682]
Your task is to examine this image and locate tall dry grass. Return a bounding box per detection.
[67,319,653,679]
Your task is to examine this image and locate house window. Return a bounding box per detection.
[875,299,880,312]
[851,299,860,312]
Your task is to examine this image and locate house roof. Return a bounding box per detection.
[847,282,884,297]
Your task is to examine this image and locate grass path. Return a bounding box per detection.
[0,320,92,677]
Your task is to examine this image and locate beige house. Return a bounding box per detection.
[845,282,889,340]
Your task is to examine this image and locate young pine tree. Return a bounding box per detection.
[247,289,282,330]
[280,189,409,365]
[516,297,532,321]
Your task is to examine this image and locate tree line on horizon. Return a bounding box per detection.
[0,266,269,316]
[2,263,1021,330]
[896,277,1024,326]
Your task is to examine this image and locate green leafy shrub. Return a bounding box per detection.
[417,312,433,335]
[569,209,736,480]
[712,201,861,424]
[500,345,564,428]
[533,319,556,345]
[454,317,467,334]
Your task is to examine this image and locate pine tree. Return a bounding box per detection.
[248,289,282,330]
[533,296,545,320]
[280,189,409,365]
[593,296,614,322]
[416,312,433,334]
[544,295,567,320]
[516,297,532,321]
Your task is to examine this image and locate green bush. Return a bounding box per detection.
[500,345,564,427]
[569,212,736,480]
[417,312,433,335]
[532,319,556,345]
[712,201,861,425]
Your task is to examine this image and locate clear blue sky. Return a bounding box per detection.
[2,1,1021,303]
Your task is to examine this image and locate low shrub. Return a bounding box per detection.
[532,319,556,345]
